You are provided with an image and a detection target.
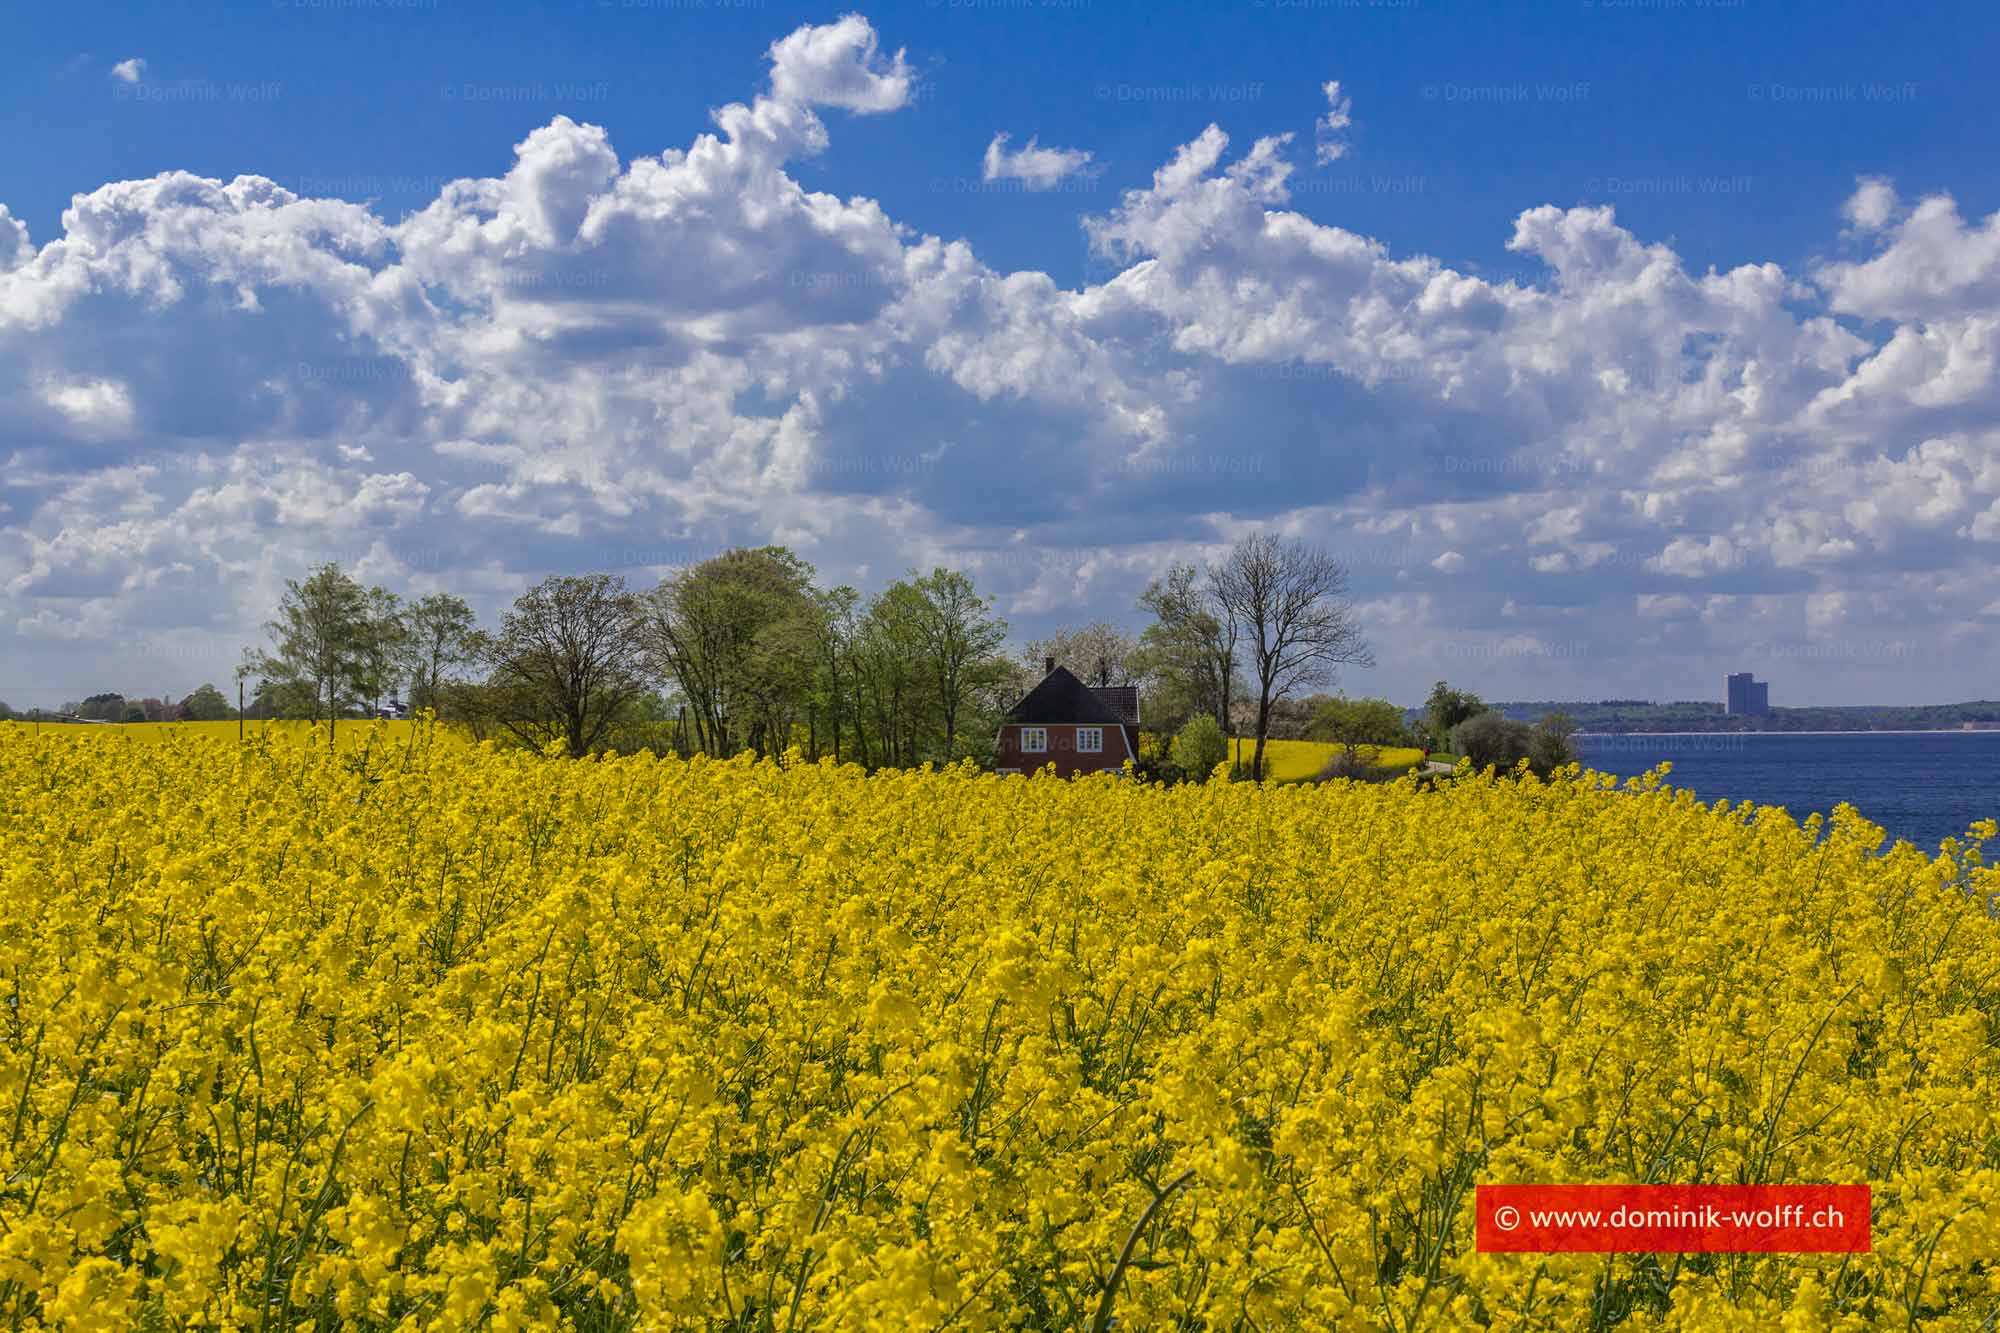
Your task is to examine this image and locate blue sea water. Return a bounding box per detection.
[1571,731,2000,853]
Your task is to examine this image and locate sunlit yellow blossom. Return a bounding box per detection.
[0,720,1995,1327]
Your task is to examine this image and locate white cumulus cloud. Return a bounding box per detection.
[981,134,1094,190]
[1315,80,1353,165]
[2,18,1999,708]
[765,14,911,113]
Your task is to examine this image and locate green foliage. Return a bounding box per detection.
[1452,710,1576,777]
[1424,680,1487,751]
[1171,714,1229,779]
[1311,696,1414,751]
[77,693,127,722]
[400,592,483,715]
[638,547,824,758]
[245,563,397,744]
[180,683,234,721]
[1136,563,1239,737]
[908,567,1009,762]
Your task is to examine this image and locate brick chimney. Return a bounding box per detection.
[1043,655,1055,675]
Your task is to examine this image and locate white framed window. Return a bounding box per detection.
[1020,727,1048,753]
[1077,727,1103,753]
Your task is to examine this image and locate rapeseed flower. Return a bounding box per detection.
[0,720,1994,1327]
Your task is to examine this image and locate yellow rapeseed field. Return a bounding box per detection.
[1250,739,1428,780]
[14,719,418,746]
[1,721,1996,1329]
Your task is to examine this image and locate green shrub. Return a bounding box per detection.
[1172,714,1229,780]
[1310,696,1414,749]
[1313,751,1404,784]
[1452,711,1576,777]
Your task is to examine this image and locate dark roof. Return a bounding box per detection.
[1093,685,1140,725]
[1006,666,1127,725]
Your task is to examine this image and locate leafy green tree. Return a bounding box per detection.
[1310,696,1413,759]
[1136,564,1239,736]
[1452,711,1576,777]
[850,581,934,769]
[1424,681,1487,752]
[400,592,485,715]
[77,693,127,722]
[806,585,861,762]
[1171,713,1229,780]
[487,573,647,758]
[637,548,822,758]
[244,678,318,721]
[179,683,233,721]
[1529,711,1578,773]
[354,587,407,715]
[246,563,375,749]
[909,568,1008,762]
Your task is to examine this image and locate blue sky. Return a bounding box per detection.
[4,1,2000,708]
[12,0,1994,282]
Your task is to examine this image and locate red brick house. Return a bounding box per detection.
[994,660,1141,776]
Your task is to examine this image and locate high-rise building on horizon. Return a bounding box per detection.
[1725,671,1771,716]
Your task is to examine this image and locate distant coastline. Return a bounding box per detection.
[1574,728,2000,738]
[1481,699,2000,735]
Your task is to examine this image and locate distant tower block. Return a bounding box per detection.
[1725,671,1771,716]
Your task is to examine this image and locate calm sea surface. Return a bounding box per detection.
[1572,731,2000,852]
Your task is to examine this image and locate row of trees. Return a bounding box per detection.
[245,552,1022,762]
[24,534,1374,777]
[16,686,238,724]
[248,573,483,732]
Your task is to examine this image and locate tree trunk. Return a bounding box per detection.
[1251,693,1272,780]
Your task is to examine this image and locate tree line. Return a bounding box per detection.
[11,535,1379,778]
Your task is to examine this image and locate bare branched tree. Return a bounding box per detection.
[1208,535,1373,779]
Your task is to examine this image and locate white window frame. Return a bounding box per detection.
[1077,727,1104,753]
[1020,726,1048,753]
